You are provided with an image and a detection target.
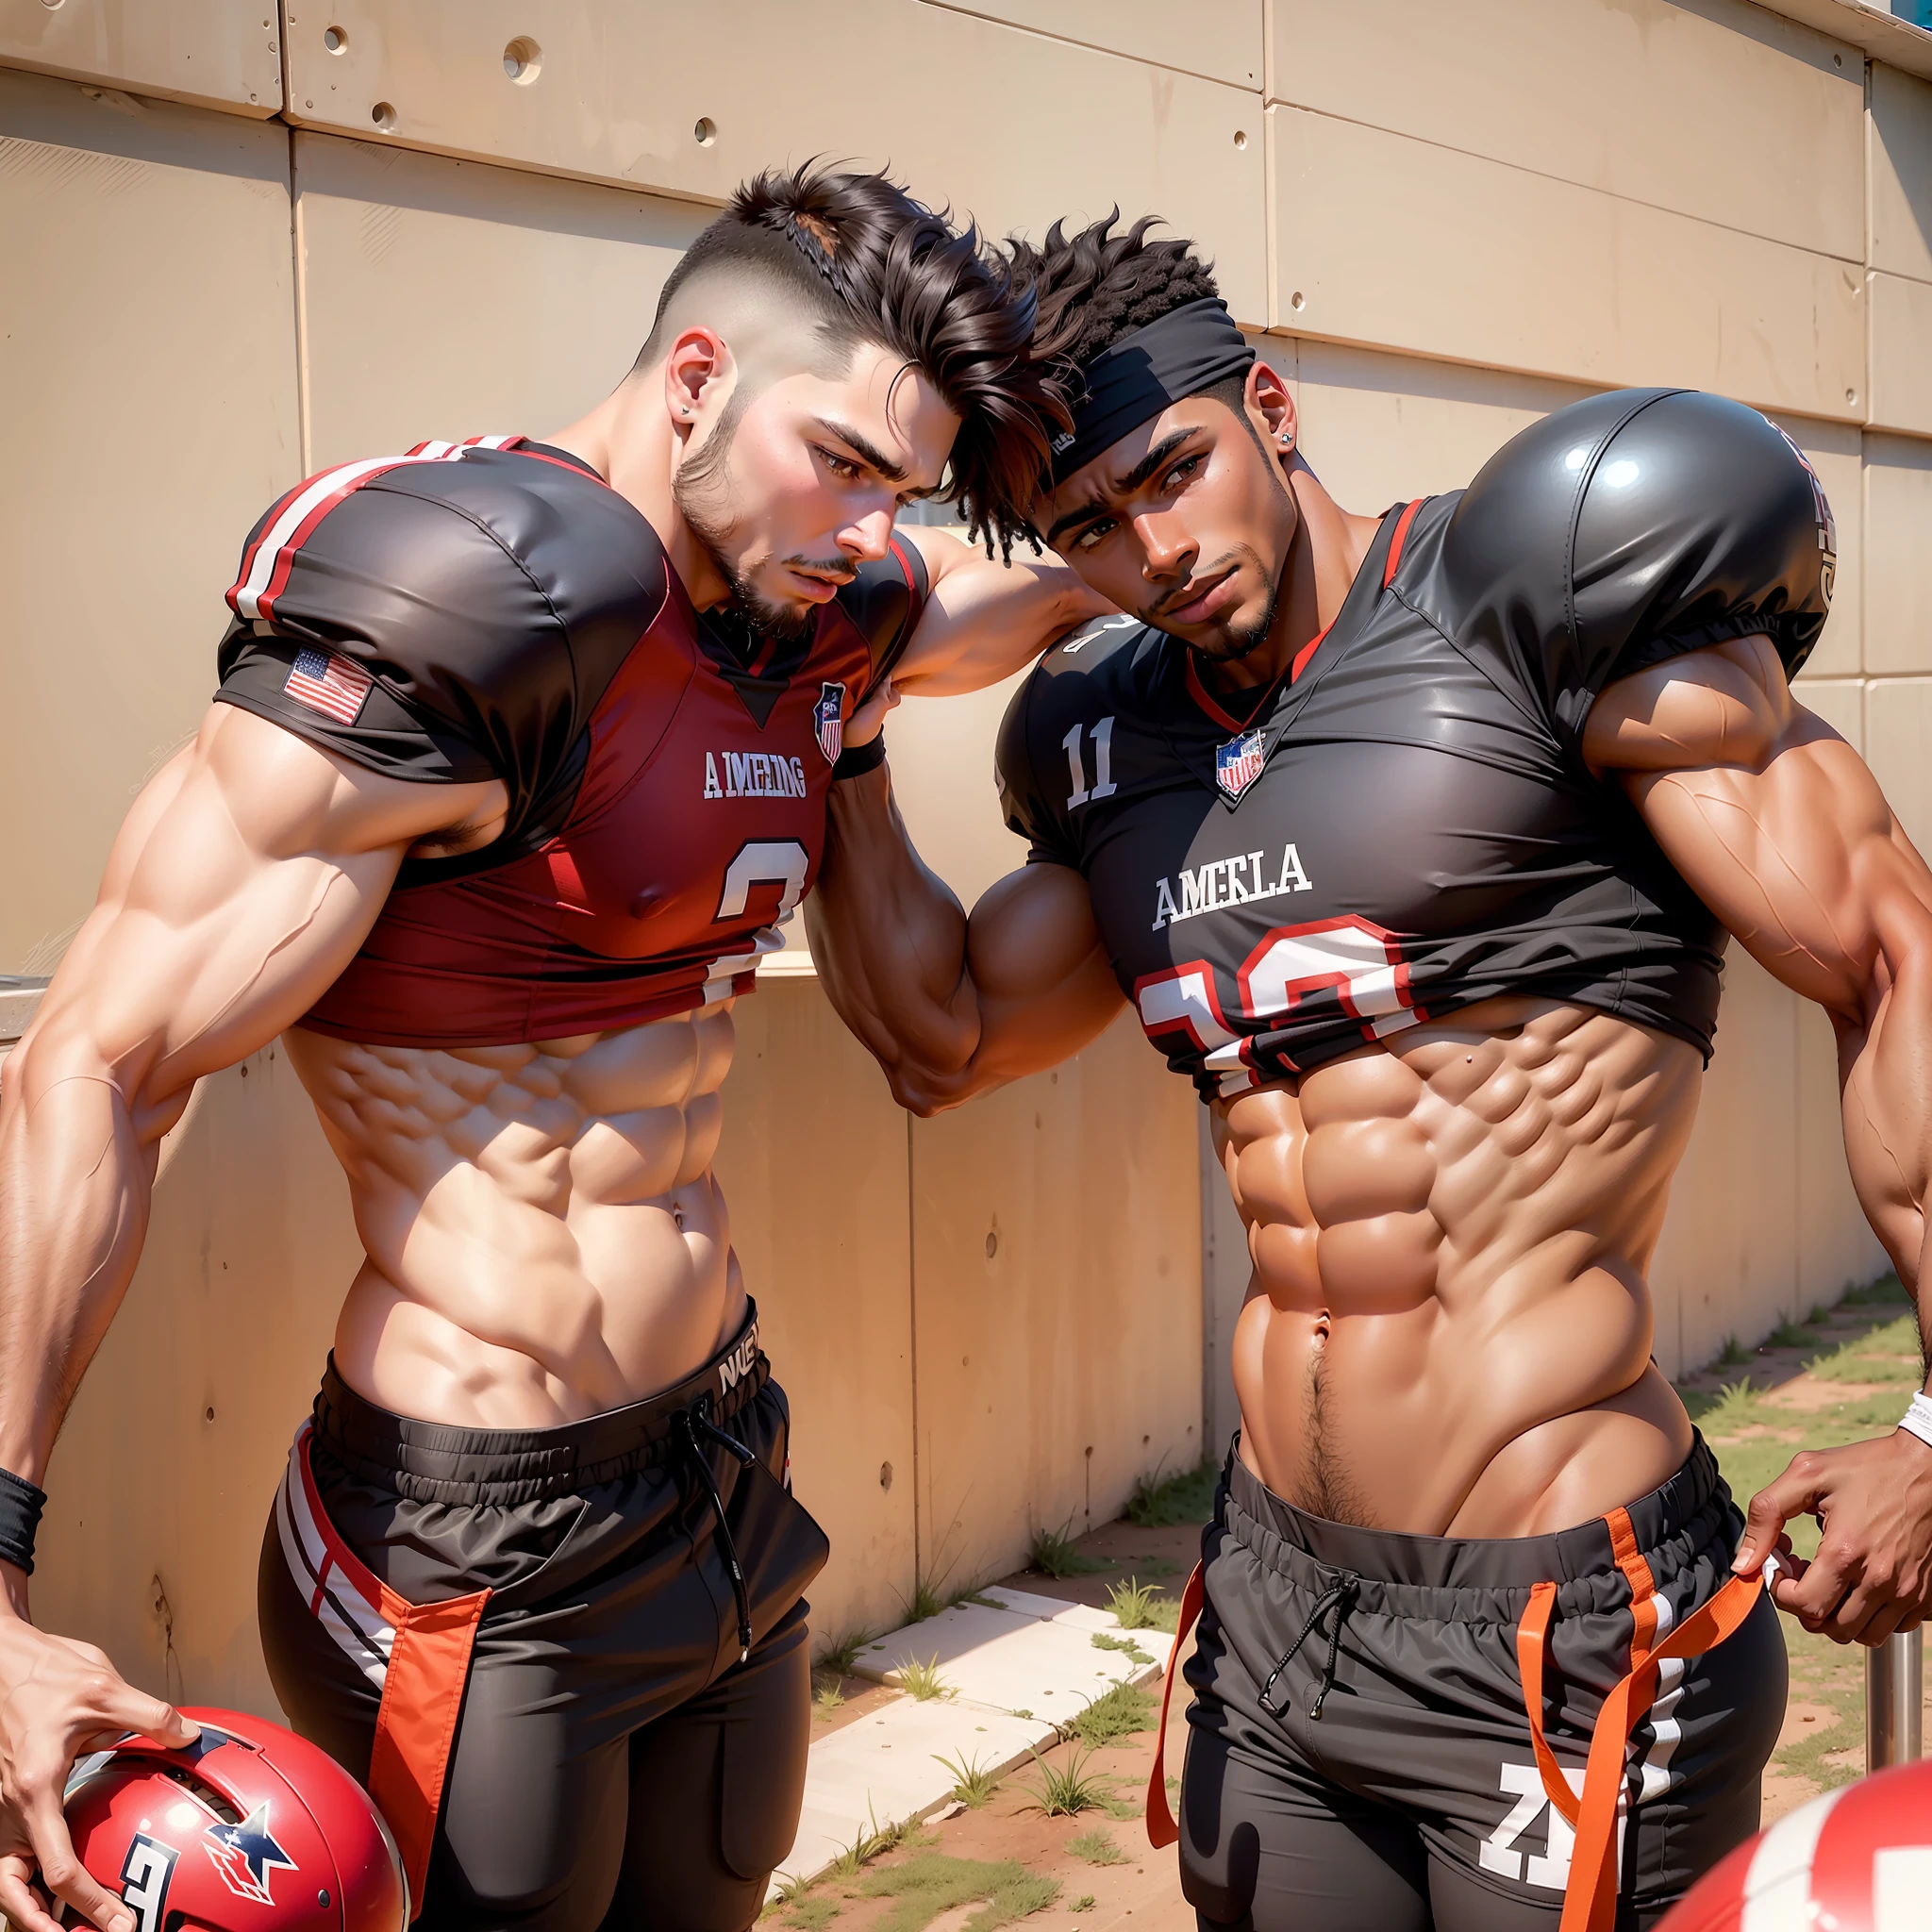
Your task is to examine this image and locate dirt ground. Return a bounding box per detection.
[773,1275,1922,1932]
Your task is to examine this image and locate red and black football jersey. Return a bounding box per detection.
[998,390,1836,1101]
[214,436,927,1046]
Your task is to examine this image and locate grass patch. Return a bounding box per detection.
[1807,1303,1833,1326]
[1124,1458,1219,1528]
[1066,1827,1127,1867]
[956,1592,1007,1610]
[1028,1520,1108,1579]
[1091,1630,1154,1667]
[1072,1897,1096,1913]
[1066,1680,1157,1748]
[827,1808,910,1878]
[897,1655,954,1702]
[901,1576,947,1624]
[1687,1376,1759,1433]
[785,1901,841,1930]
[1023,1745,1121,1818]
[854,1854,1059,1932]
[813,1681,845,1720]
[1678,1269,1918,1807]
[1105,1575,1178,1632]
[934,1750,1000,1808]
[815,1627,873,1677]
[1805,1314,1923,1385]
[1716,1334,1748,1367]
[1766,1318,1813,1350]
[1845,1273,1909,1307]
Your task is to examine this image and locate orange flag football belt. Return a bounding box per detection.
[1144,1507,1763,1932]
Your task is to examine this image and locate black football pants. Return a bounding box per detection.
[1177,1438,1785,1931]
[258,1307,825,1932]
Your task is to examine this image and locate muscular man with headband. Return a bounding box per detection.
[0,166,1098,1932]
[808,218,1932,1929]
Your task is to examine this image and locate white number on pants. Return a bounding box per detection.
[1476,1761,1592,1891]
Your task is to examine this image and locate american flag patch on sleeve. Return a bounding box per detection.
[284,647,374,725]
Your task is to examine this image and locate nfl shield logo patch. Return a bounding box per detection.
[1215,728,1267,805]
[814,681,846,764]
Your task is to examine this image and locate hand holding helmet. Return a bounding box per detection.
[59,1708,406,1932]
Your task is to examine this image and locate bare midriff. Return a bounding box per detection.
[1218,995,1703,1539]
[284,1002,745,1430]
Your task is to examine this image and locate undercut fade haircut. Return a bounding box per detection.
[1008,213,1252,425]
[641,162,1073,555]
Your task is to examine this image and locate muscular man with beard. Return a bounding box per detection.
[0,166,1098,1932]
[807,218,1932,1930]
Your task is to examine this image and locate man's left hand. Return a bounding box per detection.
[1734,1429,1932,1644]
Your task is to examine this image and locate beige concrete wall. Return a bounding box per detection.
[2,0,1927,1714]
[0,68,300,974]
[0,0,281,117]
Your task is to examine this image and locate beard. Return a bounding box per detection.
[674,417,845,648]
[1157,448,1298,666]
[1182,551,1286,665]
[1147,544,1287,666]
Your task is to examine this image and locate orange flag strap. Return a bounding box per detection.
[1144,1561,1206,1850]
[1516,1566,1763,1932]
[368,1584,491,1921]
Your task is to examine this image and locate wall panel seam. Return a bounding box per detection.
[913,0,1263,92]
[288,126,310,477]
[1271,101,1867,267]
[906,1110,923,1594]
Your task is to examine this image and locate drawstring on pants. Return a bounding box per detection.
[1257,1573,1359,1722]
[675,1395,758,1661]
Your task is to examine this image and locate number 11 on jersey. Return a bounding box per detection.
[1064,717,1117,809]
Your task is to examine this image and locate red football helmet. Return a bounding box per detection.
[1657,1758,1932,1931]
[63,1707,407,1932]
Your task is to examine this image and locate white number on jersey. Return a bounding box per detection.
[1062,717,1117,809]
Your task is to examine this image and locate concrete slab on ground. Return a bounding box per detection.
[773,1585,1176,1894]
[779,1701,1051,1884]
[851,1595,1173,1714]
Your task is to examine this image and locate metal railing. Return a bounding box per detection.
[1867,1628,1924,1772]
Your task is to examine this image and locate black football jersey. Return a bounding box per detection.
[998,389,1836,1102]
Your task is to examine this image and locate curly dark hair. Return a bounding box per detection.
[1008,212,1222,373]
[644,162,1074,555]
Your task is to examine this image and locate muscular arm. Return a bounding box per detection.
[0,703,500,1929]
[888,526,1110,696]
[806,761,1124,1114]
[1586,633,1932,1640]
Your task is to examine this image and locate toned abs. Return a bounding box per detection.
[288,1003,743,1429]
[1221,996,1701,1539]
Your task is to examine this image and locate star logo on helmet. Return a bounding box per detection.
[203,1803,298,1906]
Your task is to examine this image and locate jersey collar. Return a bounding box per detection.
[1157,499,1424,807]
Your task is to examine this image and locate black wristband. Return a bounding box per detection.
[830,733,887,780]
[0,1467,45,1574]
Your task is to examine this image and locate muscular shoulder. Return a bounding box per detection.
[1583,632,1792,776]
[216,441,667,797]
[831,533,929,696]
[995,612,1158,861]
[1414,389,1835,744]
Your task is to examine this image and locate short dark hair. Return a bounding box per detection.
[1008,212,1257,450]
[644,162,1072,555]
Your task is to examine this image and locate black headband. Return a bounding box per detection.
[1047,298,1256,489]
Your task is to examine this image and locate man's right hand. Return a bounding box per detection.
[0,1601,198,1932]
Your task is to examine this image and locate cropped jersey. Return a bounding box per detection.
[214,436,927,1047]
[997,390,1836,1101]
